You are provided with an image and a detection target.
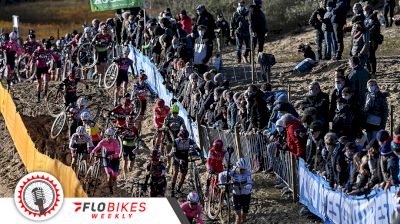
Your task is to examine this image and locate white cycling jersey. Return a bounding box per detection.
[219,168,252,195]
[69,133,94,150]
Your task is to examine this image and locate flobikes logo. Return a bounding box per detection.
[73,201,147,220]
[14,172,64,221]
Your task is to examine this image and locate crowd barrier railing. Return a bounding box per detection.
[0,84,87,197]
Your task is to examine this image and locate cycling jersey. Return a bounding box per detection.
[92,138,120,156]
[32,48,51,68]
[173,138,198,160]
[122,125,139,147]
[153,106,170,129]
[3,41,22,69]
[219,169,252,195]
[48,49,61,62]
[207,147,228,173]
[23,40,41,55]
[61,77,80,94]
[95,33,112,52]
[181,202,203,224]
[131,82,154,101]
[83,120,102,142]
[163,115,186,137]
[112,105,132,127]
[69,133,94,152]
[115,58,133,72]
[147,160,167,179]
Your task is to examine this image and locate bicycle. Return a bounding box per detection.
[131,179,148,197]
[187,149,205,206]
[0,49,7,75]
[103,61,118,89]
[83,154,105,196]
[76,35,98,70]
[151,128,173,158]
[73,151,89,179]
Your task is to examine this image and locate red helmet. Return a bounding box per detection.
[178,129,189,139]
[139,72,147,81]
[156,99,165,107]
[213,139,223,151]
[151,149,160,161]
[123,98,131,107]
[68,70,76,79]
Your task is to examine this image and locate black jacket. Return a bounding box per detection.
[332,105,354,139]
[332,0,350,25]
[194,10,216,41]
[309,8,326,30]
[248,5,268,34]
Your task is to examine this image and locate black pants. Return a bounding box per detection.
[203,41,213,64]
[384,2,396,27]
[333,23,345,59]
[252,33,266,53]
[367,41,379,74]
[315,29,324,61]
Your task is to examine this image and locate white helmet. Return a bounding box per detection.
[76,126,87,135]
[187,192,199,203]
[236,158,249,170]
[276,118,284,128]
[84,27,93,34]
[77,97,88,108]
[80,111,91,121]
[56,40,64,47]
[9,32,18,41]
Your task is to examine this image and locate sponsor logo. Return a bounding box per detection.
[14,172,64,221]
[73,201,146,220]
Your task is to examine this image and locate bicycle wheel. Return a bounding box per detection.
[50,112,67,139]
[220,191,234,224]
[207,183,222,220]
[116,135,123,158]
[91,162,101,196]
[194,166,204,205]
[103,62,118,89]
[46,88,65,117]
[0,50,7,73]
[77,43,97,69]
[16,54,30,80]
[87,103,101,122]
[130,98,142,120]
[78,160,88,178]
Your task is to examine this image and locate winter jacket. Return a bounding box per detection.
[247,90,269,131]
[248,4,268,34]
[351,29,370,57]
[215,19,230,37]
[363,91,389,130]
[365,12,381,45]
[332,0,350,25]
[329,88,344,121]
[347,65,369,105]
[194,9,216,41]
[180,16,192,34]
[227,100,238,131]
[284,115,306,159]
[309,7,326,30]
[300,91,330,130]
[332,105,354,140]
[378,150,400,186]
[322,10,334,32]
[231,9,250,37]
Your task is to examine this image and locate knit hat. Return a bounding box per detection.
[380,142,392,156]
[376,130,390,142]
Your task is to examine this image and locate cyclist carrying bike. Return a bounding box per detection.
[23,32,41,56]
[180,192,203,224]
[94,23,112,87]
[2,32,23,88]
[46,40,62,81]
[111,97,132,127]
[32,44,52,102]
[68,97,90,137]
[153,98,170,149]
[59,70,89,107]
[113,46,134,106]
[171,129,201,197]
[80,111,102,146]
[204,139,229,197]
[121,114,139,177]
[90,128,121,195]
[69,126,94,169]
[219,158,252,224]
[144,149,167,197]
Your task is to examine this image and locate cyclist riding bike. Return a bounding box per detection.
[94,23,112,87]
[180,192,203,224]
[204,139,229,197]
[80,111,102,146]
[32,44,52,102]
[163,103,186,170]
[59,70,89,107]
[2,32,23,88]
[110,97,133,127]
[90,128,121,195]
[153,98,170,150]
[130,70,157,132]
[170,129,202,197]
[144,149,167,197]
[68,97,90,137]
[219,158,253,224]
[113,46,134,106]
[121,115,139,178]
[69,126,94,168]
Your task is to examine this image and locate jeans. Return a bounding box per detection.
[333,23,345,58]
[384,2,395,27]
[236,35,251,60]
[315,29,324,61]
[252,32,266,53]
[367,41,379,74]
[324,31,336,59]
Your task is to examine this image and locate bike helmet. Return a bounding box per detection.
[178,129,189,139]
[80,111,91,121]
[171,104,179,114]
[139,73,147,81]
[56,39,64,47]
[212,139,223,151]
[187,192,199,203]
[106,18,115,27]
[9,32,18,41]
[76,126,87,135]
[84,26,93,34]
[156,99,165,107]
[236,158,249,170]
[100,22,107,31]
[391,136,400,152]
[151,148,160,161]
[104,128,115,137]
[77,97,88,108]
[28,33,36,39]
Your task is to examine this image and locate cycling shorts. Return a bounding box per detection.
[35,67,49,80]
[233,194,251,213]
[116,70,128,87]
[71,144,88,155]
[150,177,166,197]
[173,157,188,174]
[97,51,108,64]
[123,145,136,161]
[103,151,120,177]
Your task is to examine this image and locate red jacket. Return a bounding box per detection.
[286,120,306,159]
[180,17,192,34]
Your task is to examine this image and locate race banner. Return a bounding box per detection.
[298,159,397,224]
[90,0,144,12]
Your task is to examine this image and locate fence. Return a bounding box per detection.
[0,83,86,197]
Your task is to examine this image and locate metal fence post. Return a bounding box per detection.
[290,153,298,202]
[196,114,204,153]
[234,125,243,158]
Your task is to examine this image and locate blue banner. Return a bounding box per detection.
[298,159,397,224]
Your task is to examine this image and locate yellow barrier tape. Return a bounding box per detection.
[0,85,87,197]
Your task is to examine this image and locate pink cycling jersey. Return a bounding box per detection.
[180,202,203,224]
[23,40,41,55]
[115,58,133,72]
[92,138,120,159]
[4,41,23,55]
[32,48,51,68]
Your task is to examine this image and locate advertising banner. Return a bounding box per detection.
[90,0,144,12]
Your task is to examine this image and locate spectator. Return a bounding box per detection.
[350,19,370,67]
[309,0,326,61]
[245,85,269,132]
[282,114,306,159]
[215,13,231,53]
[306,121,324,171]
[194,4,216,64]
[227,91,238,132]
[322,1,335,60]
[249,0,268,53]
[363,80,389,141]
[366,139,381,189]
[331,0,350,60]
[231,0,251,64]
[179,10,192,34]
[377,130,399,191]
[321,132,338,187]
[336,142,357,190]
[193,25,211,74]
[383,0,396,27]
[329,73,347,121]
[332,97,354,140]
[364,6,381,76]
[347,56,369,106]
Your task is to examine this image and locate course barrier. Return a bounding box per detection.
[0,84,87,197]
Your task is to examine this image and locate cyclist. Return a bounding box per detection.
[68,97,90,137]
[130,70,157,132]
[180,192,203,224]
[90,128,121,195]
[59,70,89,107]
[69,126,94,169]
[2,32,23,88]
[80,111,102,147]
[94,23,112,87]
[113,46,134,106]
[23,32,41,56]
[78,27,94,45]
[171,129,201,197]
[91,19,100,35]
[219,158,252,224]
[204,139,229,197]
[32,44,52,102]
[163,103,186,170]
[153,98,170,150]
[121,114,140,178]
[144,149,167,197]
[110,97,132,127]
[48,40,62,81]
